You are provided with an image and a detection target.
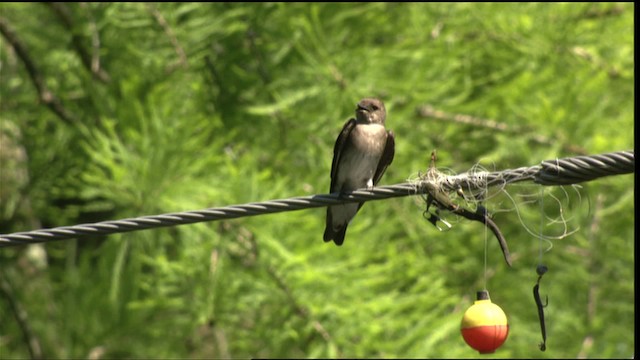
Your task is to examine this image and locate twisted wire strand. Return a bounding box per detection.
[0,150,633,247]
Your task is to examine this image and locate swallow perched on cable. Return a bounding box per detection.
[323,98,395,245]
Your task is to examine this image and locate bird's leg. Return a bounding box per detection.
[366,178,374,191]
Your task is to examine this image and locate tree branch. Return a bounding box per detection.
[416,105,589,155]
[146,4,188,73]
[45,2,111,83]
[266,265,338,349]
[0,269,44,359]
[0,16,77,126]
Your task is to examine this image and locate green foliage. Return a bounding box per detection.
[0,2,634,358]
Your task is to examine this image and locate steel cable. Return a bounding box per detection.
[0,150,633,247]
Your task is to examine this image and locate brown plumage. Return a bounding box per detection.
[323,98,395,245]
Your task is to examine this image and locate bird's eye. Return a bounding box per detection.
[371,105,378,111]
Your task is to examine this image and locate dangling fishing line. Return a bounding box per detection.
[533,186,548,351]
[482,181,489,290]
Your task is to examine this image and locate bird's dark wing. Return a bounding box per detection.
[373,130,395,185]
[330,118,357,191]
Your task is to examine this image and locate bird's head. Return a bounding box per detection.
[355,98,386,125]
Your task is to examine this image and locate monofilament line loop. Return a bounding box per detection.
[0,150,633,247]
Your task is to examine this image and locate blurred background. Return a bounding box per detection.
[0,3,634,358]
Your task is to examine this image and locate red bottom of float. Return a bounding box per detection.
[461,324,509,354]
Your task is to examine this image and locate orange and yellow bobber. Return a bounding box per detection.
[460,290,509,354]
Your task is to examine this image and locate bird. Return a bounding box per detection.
[323,98,395,245]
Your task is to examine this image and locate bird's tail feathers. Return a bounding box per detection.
[323,225,347,246]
